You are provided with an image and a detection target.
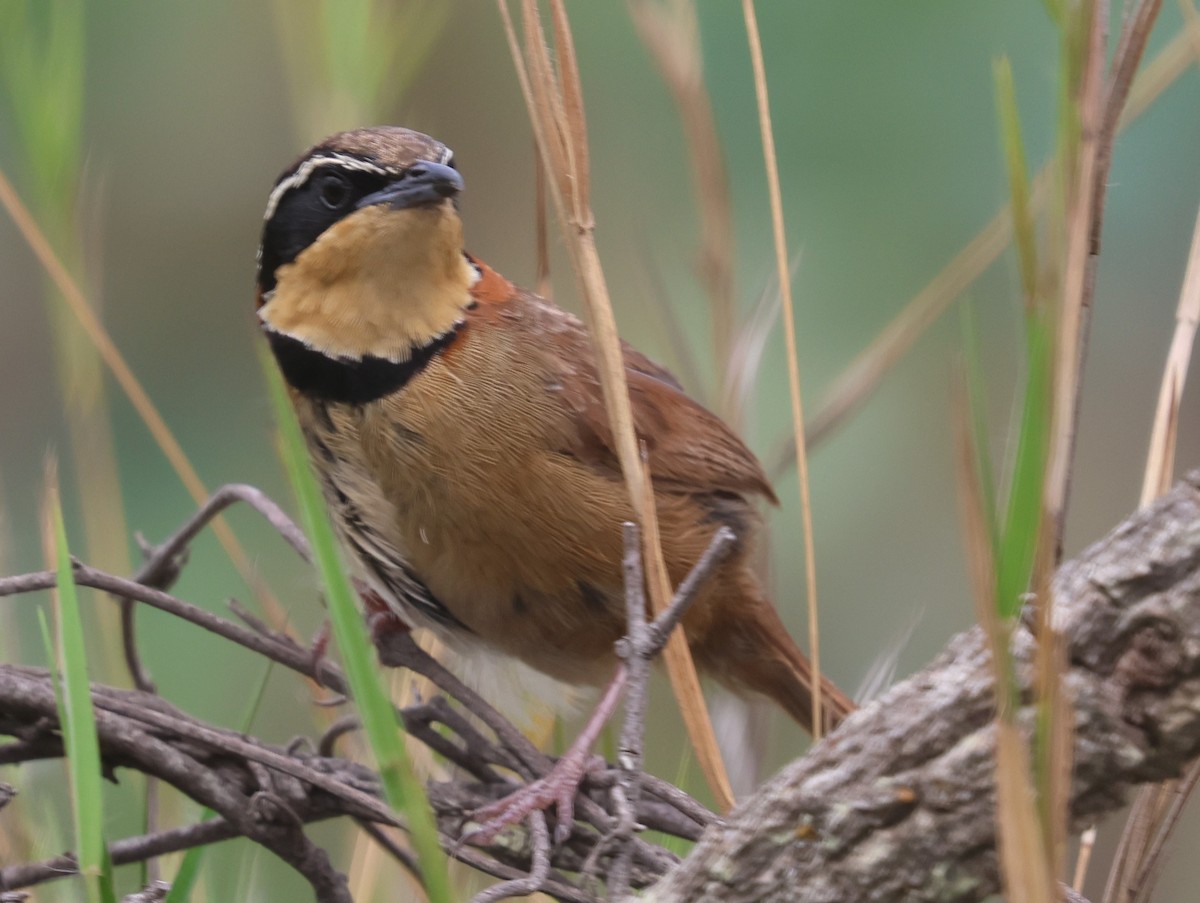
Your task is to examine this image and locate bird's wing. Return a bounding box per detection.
[511,290,779,505]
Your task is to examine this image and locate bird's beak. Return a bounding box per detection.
[356,161,464,211]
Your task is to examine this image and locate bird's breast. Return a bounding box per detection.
[327,329,631,682]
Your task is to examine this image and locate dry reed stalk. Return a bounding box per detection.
[953,383,1057,903]
[534,150,552,299]
[1042,1,1105,552]
[1140,200,1200,504]
[1035,0,1114,888]
[1101,160,1200,903]
[628,0,737,408]
[740,0,825,739]
[497,0,735,810]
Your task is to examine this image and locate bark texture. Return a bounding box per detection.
[646,472,1200,902]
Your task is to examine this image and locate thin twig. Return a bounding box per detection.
[1043,0,1108,561]
[645,527,737,656]
[134,484,313,583]
[607,524,735,896]
[375,632,551,780]
[0,818,244,890]
[469,812,552,903]
[1074,826,1098,891]
[0,566,345,689]
[450,844,596,903]
[0,668,354,902]
[1127,758,1200,903]
[1094,0,1164,256]
[119,484,311,693]
[318,714,362,757]
[609,522,649,898]
[4,557,710,874]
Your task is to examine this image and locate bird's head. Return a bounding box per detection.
[256,127,475,363]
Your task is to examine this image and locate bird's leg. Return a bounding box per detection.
[464,664,629,846]
[351,577,414,643]
[308,620,332,674]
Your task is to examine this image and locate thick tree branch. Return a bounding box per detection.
[646,471,1200,902]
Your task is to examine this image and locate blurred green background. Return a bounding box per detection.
[2,2,1199,900]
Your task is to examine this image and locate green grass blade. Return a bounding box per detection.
[263,357,452,903]
[37,607,60,704]
[959,302,1000,559]
[46,492,117,903]
[165,659,276,903]
[996,309,1053,619]
[0,0,84,227]
[993,56,1039,306]
[163,820,209,901]
[992,52,1054,622]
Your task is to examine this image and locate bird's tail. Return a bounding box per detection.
[697,593,856,737]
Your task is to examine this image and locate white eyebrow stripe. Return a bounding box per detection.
[262,153,391,221]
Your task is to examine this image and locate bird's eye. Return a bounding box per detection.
[317,172,350,209]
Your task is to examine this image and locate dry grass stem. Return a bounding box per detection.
[1073,826,1097,891]
[1049,1,1176,895]
[741,0,825,738]
[1106,102,1200,903]
[629,0,737,406]
[0,166,289,632]
[1094,0,1165,250]
[952,382,999,659]
[1042,1,1108,548]
[1103,781,1171,903]
[497,0,735,810]
[1037,1,1113,890]
[795,169,1051,463]
[954,380,1056,903]
[1140,199,1200,504]
[1184,0,1200,58]
[1128,761,1200,903]
[793,20,1198,463]
[534,149,551,298]
[994,721,1058,903]
[1031,574,1072,881]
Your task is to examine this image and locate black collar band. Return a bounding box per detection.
[267,326,459,404]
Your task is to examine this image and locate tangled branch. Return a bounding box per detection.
[4,473,1200,901]
[0,486,717,901]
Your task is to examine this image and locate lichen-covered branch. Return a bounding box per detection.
[647,472,1200,903]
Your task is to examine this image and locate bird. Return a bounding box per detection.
[255,126,854,831]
